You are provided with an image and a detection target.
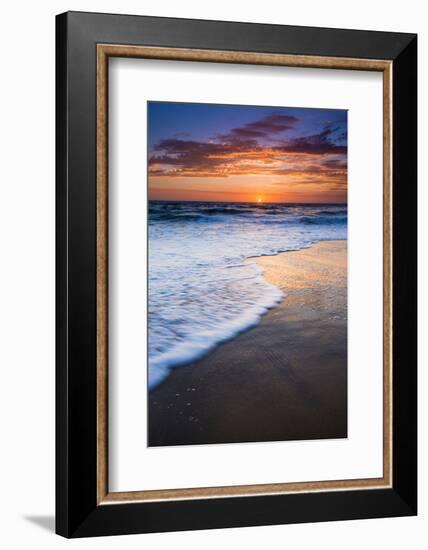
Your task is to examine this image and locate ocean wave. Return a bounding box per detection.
[316,209,348,216]
[150,212,205,222]
[148,201,347,390]
[299,215,347,225]
[150,212,347,226]
[148,275,283,390]
[198,206,256,215]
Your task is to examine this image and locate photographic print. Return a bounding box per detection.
[57,14,417,536]
[148,101,348,447]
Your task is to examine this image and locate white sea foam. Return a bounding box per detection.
[148,202,347,389]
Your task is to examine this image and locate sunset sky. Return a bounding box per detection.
[148,102,347,203]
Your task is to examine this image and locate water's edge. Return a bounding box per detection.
[148,237,345,391]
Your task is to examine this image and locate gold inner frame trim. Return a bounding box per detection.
[96,44,393,505]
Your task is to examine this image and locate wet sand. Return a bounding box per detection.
[148,240,347,446]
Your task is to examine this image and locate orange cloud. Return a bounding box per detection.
[148,112,347,203]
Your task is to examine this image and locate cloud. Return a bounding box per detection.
[149,116,347,182]
[273,127,347,155]
[149,138,255,177]
[322,158,347,169]
[219,113,297,141]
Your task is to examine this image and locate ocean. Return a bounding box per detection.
[148,201,347,389]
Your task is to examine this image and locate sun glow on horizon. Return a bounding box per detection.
[148,102,348,204]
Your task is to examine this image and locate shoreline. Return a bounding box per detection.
[149,240,347,447]
[149,238,346,391]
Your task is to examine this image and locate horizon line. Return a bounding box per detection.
[148,199,347,205]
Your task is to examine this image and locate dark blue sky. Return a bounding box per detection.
[148,101,347,153]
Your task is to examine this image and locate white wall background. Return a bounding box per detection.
[0,1,424,548]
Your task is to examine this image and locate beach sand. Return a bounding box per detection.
[148,240,347,447]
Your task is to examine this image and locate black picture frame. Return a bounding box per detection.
[56,11,417,538]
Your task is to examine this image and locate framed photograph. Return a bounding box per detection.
[56,11,417,537]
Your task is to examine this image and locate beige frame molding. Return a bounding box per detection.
[96,44,393,505]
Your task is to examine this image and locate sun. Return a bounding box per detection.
[257,197,263,203]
